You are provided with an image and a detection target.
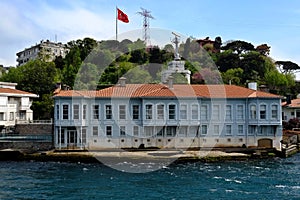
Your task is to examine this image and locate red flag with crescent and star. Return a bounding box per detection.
[117,8,129,23]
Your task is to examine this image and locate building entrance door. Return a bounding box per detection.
[67,130,77,148]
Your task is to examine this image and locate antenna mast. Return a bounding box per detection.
[137,7,155,45]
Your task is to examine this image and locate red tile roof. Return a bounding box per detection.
[282,98,300,108]
[53,84,281,99]
[0,88,38,97]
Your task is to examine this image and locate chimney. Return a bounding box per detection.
[119,77,126,87]
[248,82,257,91]
[168,76,174,89]
[286,95,292,105]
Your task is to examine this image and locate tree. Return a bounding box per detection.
[256,44,270,56]
[215,50,240,72]
[222,68,244,85]
[222,40,255,55]
[275,61,300,74]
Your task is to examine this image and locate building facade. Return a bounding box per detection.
[16,40,69,66]
[53,80,282,150]
[282,98,300,121]
[0,82,38,132]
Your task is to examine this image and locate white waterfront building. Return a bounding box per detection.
[53,79,282,150]
[0,82,38,132]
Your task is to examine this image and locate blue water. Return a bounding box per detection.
[0,154,300,200]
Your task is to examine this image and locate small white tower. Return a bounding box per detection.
[161,32,191,84]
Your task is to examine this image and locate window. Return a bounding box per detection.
[73,105,79,120]
[225,105,232,120]
[156,104,164,120]
[201,125,208,135]
[92,105,99,120]
[271,105,278,119]
[119,105,126,120]
[133,126,139,136]
[178,126,188,136]
[19,111,26,120]
[81,128,86,144]
[145,104,153,119]
[250,105,257,119]
[132,105,139,120]
[56,105,59,120]
[201,105,208,120]
[106,126,112,137]
[166,126,176,137]
[105,105,112,119]
[120,126,126,136]
[237,105,244,120]
[258,126,268,135]
[212,105,220,120]
[191,104,198,120]
[238,125,244,135]
[260,105,266,119]
[168,104,176,120]
[144,126,153,137]
[92,126,98,136]
[225,125,232,135]
[189,126,199,137]
[156,126,165,137]
[63,105,69,120]
[82,105,87,120]
[180,104,187,120]
[0,112,4,121]
[9,112,14,121]
[213,125,219,135]
[248,125,257,135]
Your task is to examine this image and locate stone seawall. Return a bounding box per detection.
[0,141,53,151]
[15,124,53,136]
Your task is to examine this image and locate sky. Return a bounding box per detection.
[1,0,300,78]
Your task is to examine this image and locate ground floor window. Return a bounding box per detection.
[106,126,112,137]
[178,126,188,137]
[145,126,154,137]
[166,126,176,137]
[133,126,139,136]
[156,126,165,137]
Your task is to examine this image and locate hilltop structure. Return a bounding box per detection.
[16,40,69,66]
[161,32,191,84]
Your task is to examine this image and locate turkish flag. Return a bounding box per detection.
[117,8,129,23]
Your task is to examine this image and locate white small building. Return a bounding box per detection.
[0,82,38,132]
[282,97,300,121]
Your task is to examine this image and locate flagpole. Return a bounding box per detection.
[116,6,118,41]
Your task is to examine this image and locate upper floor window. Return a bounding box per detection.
[119,105,126,120]
[260,104,267,119]
[56,105,59,120]
[271,105,278,120]
[180,104,187,120]
[82,105,87,120]
[73,104,79,120]
[250,104,257,119]
[63,104,69,120]
[105,105,112,119]
[92,105,99,120]
[201,105,208,120]
[156,104,164,120]
[191,104,198,120]
[237,105,244,120]
[225,105,232,120]
[145,104,153,120]
[212,105,220,120]
[168,104,176,120]
[132,105,139,120]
